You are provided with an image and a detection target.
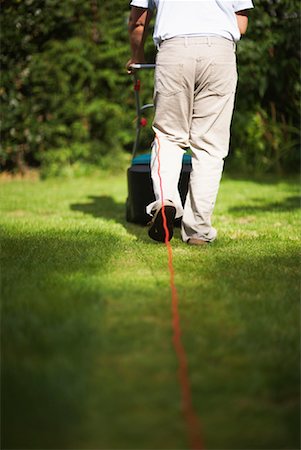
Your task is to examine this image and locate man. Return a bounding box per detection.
[127,0,254,245]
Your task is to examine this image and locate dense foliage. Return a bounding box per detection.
[233,0,300,174]
[0,0,300,175]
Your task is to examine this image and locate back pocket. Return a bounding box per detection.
[209,62,237,96]
[155,63,184,97]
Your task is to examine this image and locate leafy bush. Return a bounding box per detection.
[0,0,134,175]
[230,0,300,173]
[0,0,299,175]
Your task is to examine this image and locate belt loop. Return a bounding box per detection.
[185,36,188,47]
[207,36,212,47]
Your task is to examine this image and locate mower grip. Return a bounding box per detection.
[130,64,156,71]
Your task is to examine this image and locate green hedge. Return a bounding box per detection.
[0,0,300,175]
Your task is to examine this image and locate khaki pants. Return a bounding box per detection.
[147,36,237,242]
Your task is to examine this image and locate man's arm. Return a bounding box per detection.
[235,10,249,35]
[126,6,153,72]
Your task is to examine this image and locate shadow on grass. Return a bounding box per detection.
[1,227,300,449]
[229,196,300,214]
[1,229,186,449]
[70,193,300,240]
[71,195,127,223]
[70,195,153,242]
[1,230,125,449]
[70,196,186,242]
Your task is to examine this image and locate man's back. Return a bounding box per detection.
[130,0,254,43]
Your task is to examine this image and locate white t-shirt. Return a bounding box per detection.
[130,0,254,44]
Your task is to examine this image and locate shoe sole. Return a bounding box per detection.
[148,206,176,242]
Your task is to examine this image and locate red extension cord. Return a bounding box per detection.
[155,136,204,450]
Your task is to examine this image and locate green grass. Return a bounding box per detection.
[1,170,300,450]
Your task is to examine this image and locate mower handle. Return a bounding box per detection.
[130,64,155,160]
[130,63,156,70]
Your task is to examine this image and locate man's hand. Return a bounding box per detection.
[127,7,152,73]
[126,58,145,74]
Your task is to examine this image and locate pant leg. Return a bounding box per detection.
[181,38,237,242]
[147,133,185,218]
[146,39,195,219]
